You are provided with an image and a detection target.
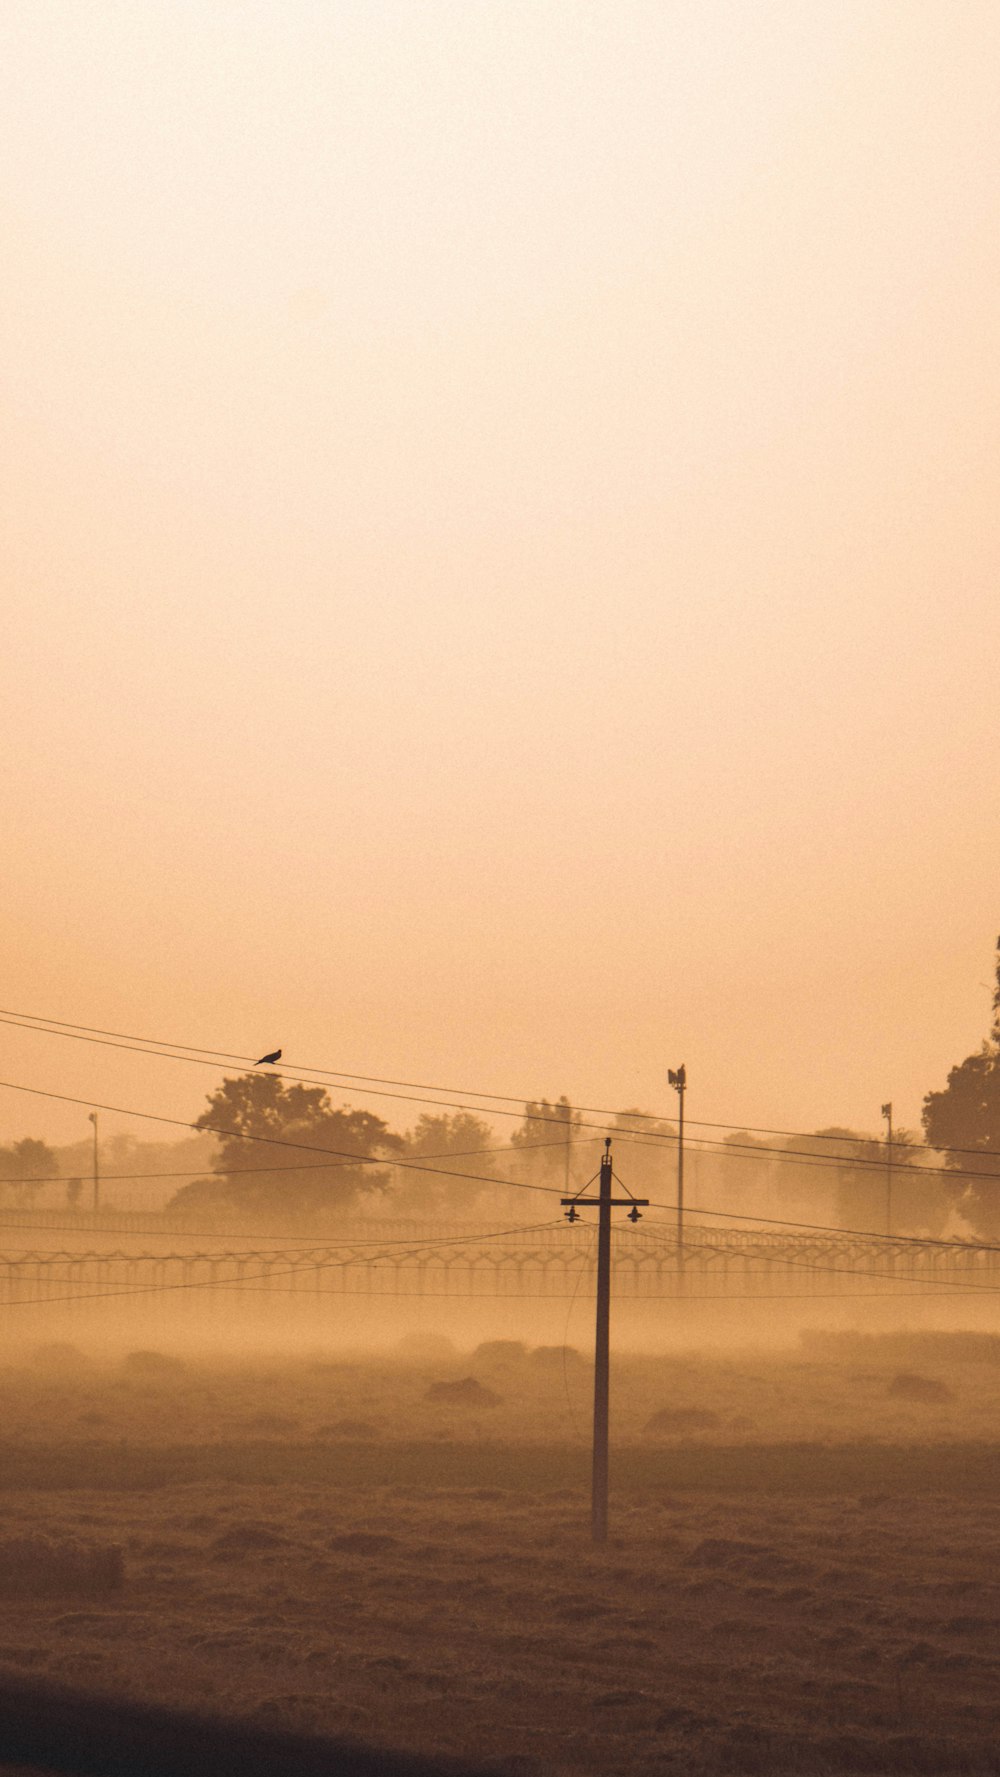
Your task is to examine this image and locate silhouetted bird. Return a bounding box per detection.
[254,1049,282,1066]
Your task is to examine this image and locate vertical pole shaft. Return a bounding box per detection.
[90,1114,100,1215]
[563,1105,572,1198]
[592,1142,612,1546]
[676,1083,685,1274]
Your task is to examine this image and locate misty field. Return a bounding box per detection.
[1,1334,1000,1775]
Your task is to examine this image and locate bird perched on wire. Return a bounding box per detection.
[254,1048,282,1066]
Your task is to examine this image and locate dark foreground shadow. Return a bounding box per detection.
[0,1673,498,1777]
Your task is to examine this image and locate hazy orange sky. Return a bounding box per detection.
[3,1,999,1153]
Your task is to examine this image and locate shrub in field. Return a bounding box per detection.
[887,1372,953,1404]
[528,1345,582,1367]
[121,1350,186,1378]
[210,1524,291,1559]
[0,1536,123,1597]
[470,1341,526,1369]
[425,1378,502,1408]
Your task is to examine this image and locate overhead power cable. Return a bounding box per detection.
[0,1216,554,1247]
[0,1077,567,1199]
[2,1192,997,1257]
[0,1130,589,1189]
[670,1130,997,1186]
[4,1005,999,1166]
[4,1024,1000,1199]
[633,1195,1000,1253]
[1,1051,994,1196]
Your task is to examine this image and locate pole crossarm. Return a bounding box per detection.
[560,1197,649,1210]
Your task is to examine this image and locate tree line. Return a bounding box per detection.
[1,939,998,1231]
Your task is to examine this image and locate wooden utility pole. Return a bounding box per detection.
[668,1066,687,1277]
[563,1139,647,1545]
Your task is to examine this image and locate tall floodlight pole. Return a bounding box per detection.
[668,1066,687,1276]
[881,1102,893,1237]
[563,1139,647,1545]
[88,1112,100,1214]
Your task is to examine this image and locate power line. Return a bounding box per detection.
[5,1005,999,1166]
[0,1131,589,1188]
[2,1032,998,1197]
[0,1210,996,1258]
[0,1220,583,1258]
[630,1225,1000,1295]
[6,1235,1000,1308]
[670,1130,997,1187]
[0,1215,556,1246]
[634,1197,1000,1253]
[0,1014,549,1127]
[1,1051,1000,1251]
[6,1116,993,1194]
[0,1118,995,1255]
[720,1241,1000,1297]
[0,1077,568,1199]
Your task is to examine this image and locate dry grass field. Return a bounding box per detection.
[1,1331,1000,1775]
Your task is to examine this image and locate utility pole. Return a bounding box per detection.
[563,1138,647,1545]
[881,1102,893,1237]
[88,1112,99,1214]
[668,1066,687,1278]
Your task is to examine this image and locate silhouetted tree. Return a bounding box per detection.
[827,1126,946,1236]
[0,1138,58,1209]
[398,1111,496,1215]
[607,1109,677,1199]
[510,1097,584,1191]
[167,1073,401,1223]
[922,939,1000,1236]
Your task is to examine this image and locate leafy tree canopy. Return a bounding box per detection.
[608,1109,677,1197]
[398,1112,496,1215]
[0,1138,58,1208]
[167,1073,401,1224]
[923,1049,1000,1167]
[510,1097,583,1188]
[404,1111,494,1159]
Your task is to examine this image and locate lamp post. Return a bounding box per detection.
[881,1102,893,1237]
[88,1113,99,1214]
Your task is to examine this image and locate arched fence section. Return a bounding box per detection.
[0,1222,999,1314]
